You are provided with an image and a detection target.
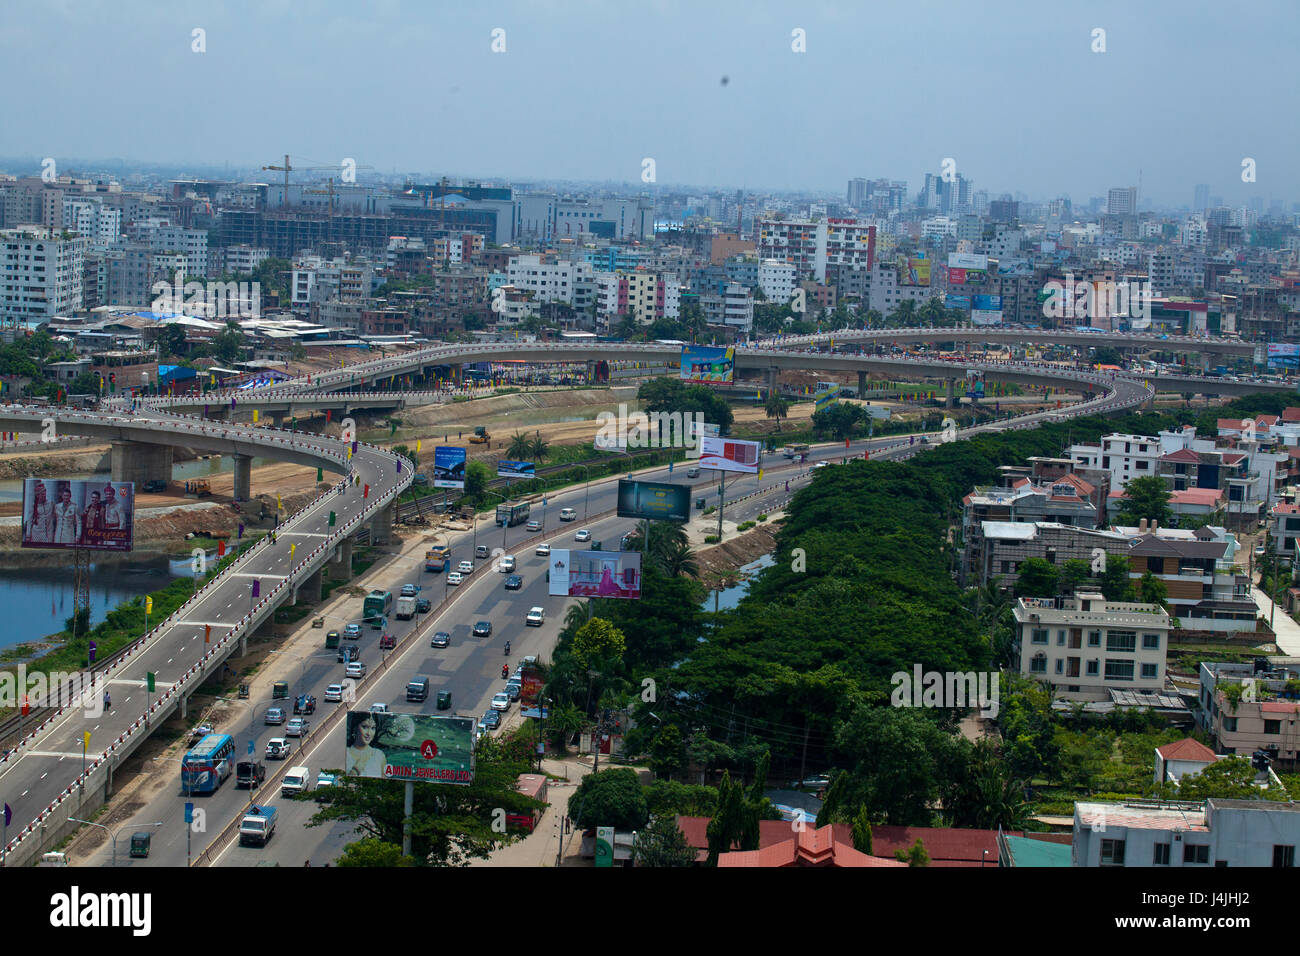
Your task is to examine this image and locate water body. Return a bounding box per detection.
[0,554,190,651]
[0,455,273,502]
[702,553,776,613]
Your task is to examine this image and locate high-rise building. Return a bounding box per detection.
[0,226,85,320]
[1194,184,1210,212]
[758,218,876,283]
[1107,187,1138,217]
[847,178,869,209]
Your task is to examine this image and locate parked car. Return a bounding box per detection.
[559,508,576,522]
[480,709,501,729]
[504,574,523,590]
[400,583,417,597]
[345,661,366,679]
[457,560,474,574]
[447,571,463,586]
[324,684,345,703]
[535,543,551,556]
[504,682,521,701]
[285,717,309,737]
[431,631,451,648]
[265,737,293,760]
[264,707,285,725]
[491,692,511,712]
[526,519,542,532]
[293,695,316,715]
[473,620,493,638]
[415,597,432,614]
[526,607,545,627]
[574,529,591,542]
[189,723,214,743]
[499,555,516,573]
[344,623,361,639]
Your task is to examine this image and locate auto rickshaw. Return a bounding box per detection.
[436,691,452,710]
[237,683,250,699]
[129,831,151,858]
[272,681,289,700]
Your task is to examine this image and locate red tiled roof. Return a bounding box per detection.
[1283,407,1300,423]
[1222,453,1246,464]
[718,824,906,867]
[1258,415,1280,427]
[1171,488,1224,506]
[1261,701,1300,715]
[1160,448,1202,464]
[869,826,999,865]
[1217,419,1243,430]
[1156,737,1217,762]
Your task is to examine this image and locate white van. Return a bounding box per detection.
[282,765,311,796]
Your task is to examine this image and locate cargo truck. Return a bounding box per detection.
[239,805,277,846]
[395,595,417,620]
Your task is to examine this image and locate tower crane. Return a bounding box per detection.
[261,154,374,209]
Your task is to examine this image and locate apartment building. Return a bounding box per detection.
[291,257,375,312]
[61,197,121,247]
[700,281,753,335]
[1012,591,1170,701]
[757,218,876,283]
[223,244,270,275]
[1269,502,1300,559]
[1073,799,1300,867]
[1198,660,1300,765]
[0,227,85,320]
[758,258,797,304]
[506,254,592,306]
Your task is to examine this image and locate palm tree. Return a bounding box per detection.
[528,430,549,461]
[764,393,791,431]
[506,432,531,459]
[561,600,594,640]
[890,300,918,327]
[660,539,699,578]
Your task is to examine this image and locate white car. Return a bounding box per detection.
[526,519,542,532]
[457,560,474,574]
[499,555,516,573]
[559,508,576,522]
[285,717,309,737]
[491,692,511,712]
[526,606,545,626]
[574,529,591,542]
[447,571,463,586]
[324,684,345,703]
[369,702,388,714]
[345,661,366,679]
[535,543,551,557]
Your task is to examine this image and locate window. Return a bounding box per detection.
[1224,717,1238,732]
[1142,663,1158,680]
[1273,845,1295,868]
[1105,659,1135,681]
[1100,839,1126,866]
[1030,655,1047,674]
[1087,660,1100,676]
[1088,630,1102,647]
[1265,720,1282,735]
[1183,844,1210,864]
[1055,659,1064,674]
[1107,630,1137,653]
[1057,630,1067,646]
[1143,633,1161,650]
[1153,843,1171,865]
[1031,628,1048,645]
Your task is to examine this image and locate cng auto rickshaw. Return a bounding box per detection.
[237,683,250,699]
[129,831,151,858]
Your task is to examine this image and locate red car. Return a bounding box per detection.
[380,633,396,650]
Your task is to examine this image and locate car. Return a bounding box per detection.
[285,717,309,737]
[475,544,490,559]
[526,519,543,532]
[447,571,463,586]
[480,709,501,729]
[473,620,493,638]
[324,684,345,703]
[499,555,516,573]
[504,574,523,590]
[265,737,293,760]
[345,661,366,679]
[369,702,388,714]
[574,529,592,542]
[325,629,341,646]
[457,560,474,574]
[1255,545,1266,557]
[415,597,432,614]
[536,543,551,556]
[491,692,511,712]
[559,508,576,522]
[380,632,396,650]
[293,695,316,715]
[811,460,829,470]
[400,583,417,597]
[504,682,521,701]
[264,707,285,725]
[794,774,831,791]
[337,644,360,664]
[189,723,214,743]
[687,466,701,478]
[431,631,451,648]
[344,623,361,639]
[526,607,545,627]
[315,771,338,788]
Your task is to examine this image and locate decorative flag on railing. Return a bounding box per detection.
[252,579,260,599]
[217,540,226,557]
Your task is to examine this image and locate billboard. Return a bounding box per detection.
[972,295,1003,311]
[22,479,135,552]
[497,459,535,479]
[814,387,839,412]
[948,252,989,271]
[698,435,761,474]
[548,548,642,600]
[948,267,987,286]
[343,711,475,784]
[945,294,971,310]
[900,256,930,286]
[1268,343,1300,368]
[433,446,467,489]
[689,420,721,440]
[680,345,735,385]
[519,662,547,718]
[617,479,690,522]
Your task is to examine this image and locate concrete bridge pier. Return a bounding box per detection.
[231,453,252,501]
[370,502,394,545]
[857,369,868,397]
[293,567,323,606]
[766,367,777,395]
[110,440,173,485]
[271,412,286,428]
[332,536,354,581]
[946,378,959,408]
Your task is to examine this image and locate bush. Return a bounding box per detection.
[757,514,768,522]
[703,535,721,544]
[736,520,756,532]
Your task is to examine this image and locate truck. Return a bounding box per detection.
[281,766,311,797]
[469,426,490,444]
[425,546,449,572]
[496,500,531,527]
[395,595,417,620]
[238,805,277,846]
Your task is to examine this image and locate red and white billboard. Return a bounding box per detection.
[697,436,760,474]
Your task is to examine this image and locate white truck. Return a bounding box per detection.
[281,765,311,797]
[395,595,417,621]
[238,805,278,847]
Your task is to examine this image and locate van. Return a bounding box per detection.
[281,766,311,796]
[475,544,490,559]
[236,759,266,788]
[407,676,430,702]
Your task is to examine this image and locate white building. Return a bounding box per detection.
[1068,433,1164,489]
[1073,799,1300,867]
[291,257,374,311]
[61,197,120,247]
[1012,592,1171,702]
[506,254,593,306]
[758,218,876,284]
[758,258,796,304]
[0,227,85,321]
[224,245,270,275]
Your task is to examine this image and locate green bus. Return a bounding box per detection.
[363,589,392,628]
[496,500,531,527]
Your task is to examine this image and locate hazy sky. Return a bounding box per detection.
[4,0,1297,207]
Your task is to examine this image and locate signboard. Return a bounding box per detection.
[679,345,735,384]
[519,663,548,718]
[343,711,475,784]
[698,435,761,474]
[1268,343,1300,368]
[548,548,642,600]
[617,479,690,522]
[945,294,971,309]
[971,294,1004,327]
[433,446,467,489]
[900,256,930,286]
[814,387,839,411]
[497,459,535,479]
[689,420,721,440]
[21,479,135,552]
[595,826,614,867]
[948,252,989,270]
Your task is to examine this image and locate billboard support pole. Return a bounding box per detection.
[401,780,414,858]
[716,472,725,542]
[72,547,90,647]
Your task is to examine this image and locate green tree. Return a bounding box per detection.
[649,724,686,779]
[571,618,627,669]
[851,804,873,853]
[1138,570,1169,609]
[506,432,531,459]
[1176,756,1278,801]
[1116,475,1174,528]
[211,322,247,363]
[810,402,865,440]
[568,767,649,830]
[462,459,492,505]
[1015,558,1059,598]
[705,770,752,865]
[633,813,696,867]
[764,392,791,431]
[1059,559,1093,595]
[895,838,930,867]
[1098,554,1135,602]
[638,378,735,434]
[336,837,418,867]
[527,430,549,461]
[69,371,102,395]
[156,323,188,359]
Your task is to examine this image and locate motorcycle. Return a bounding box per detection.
[503,642,511,656]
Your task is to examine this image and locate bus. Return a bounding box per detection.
[363,589,392,628]
[181,733,236,794]
[496,500,531,527]
[783,443,810,459]
[425,545,450,572]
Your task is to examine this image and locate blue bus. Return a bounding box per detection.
[182,733,236,794]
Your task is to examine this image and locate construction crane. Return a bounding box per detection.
[261,154,373,209]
